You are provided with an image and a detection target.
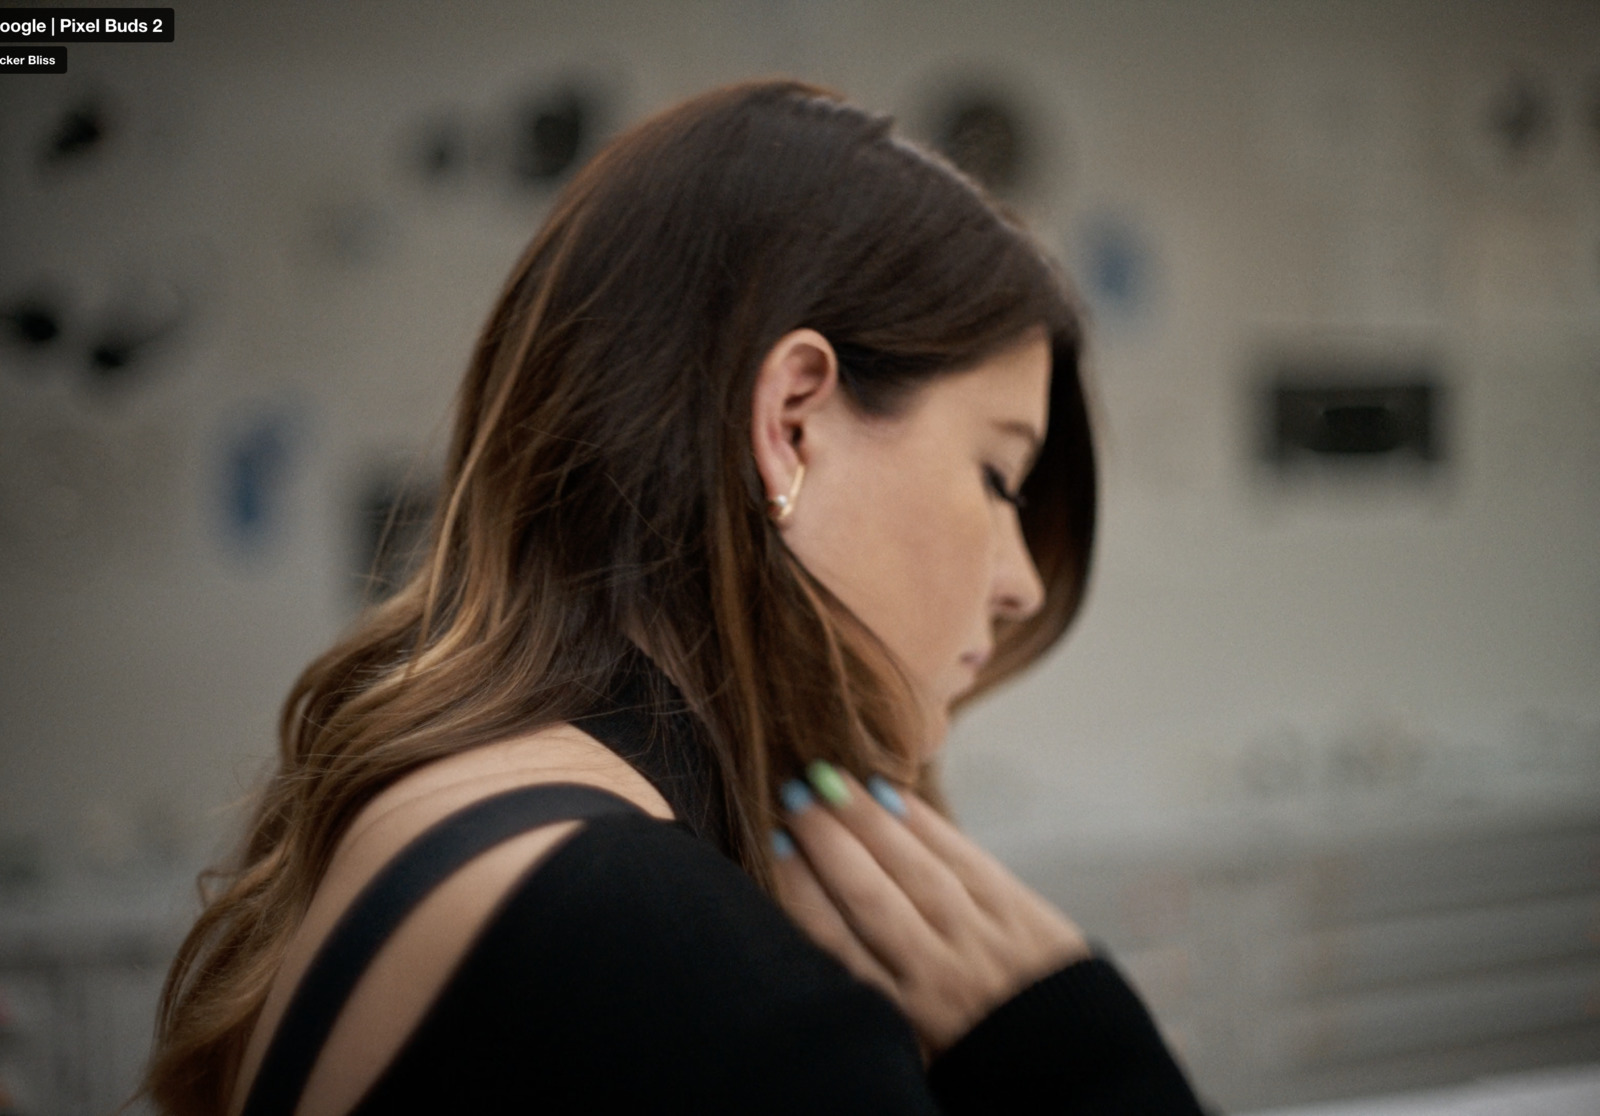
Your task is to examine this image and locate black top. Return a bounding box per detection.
[569,643,732,851]
[240,652,1207,1115]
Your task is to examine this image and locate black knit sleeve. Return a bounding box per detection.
[929,957,1206,1114]
[353,814,1203,1115]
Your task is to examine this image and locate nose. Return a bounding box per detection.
[991,514,1045,623]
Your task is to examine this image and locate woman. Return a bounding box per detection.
[145,81,1204,1114]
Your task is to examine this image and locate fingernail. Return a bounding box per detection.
[770,829,796,859]
[866,775,908,818]
[806,760,850,807]
[780,779,814,813]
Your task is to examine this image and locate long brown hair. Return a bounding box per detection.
[145,79,1096,1115]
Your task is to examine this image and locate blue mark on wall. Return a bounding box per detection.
[1074,213,1157,328]
[218,406,303,556]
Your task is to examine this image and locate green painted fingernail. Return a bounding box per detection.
[806,760,850,807]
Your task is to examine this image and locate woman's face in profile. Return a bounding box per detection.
[775,333,1052,753]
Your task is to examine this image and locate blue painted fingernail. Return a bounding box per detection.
[780,779,814,813]
[771,829,797,859]
[866,775,908,818]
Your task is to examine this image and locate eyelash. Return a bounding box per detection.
[983,465,1027,510]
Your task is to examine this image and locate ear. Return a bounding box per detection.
[750,328,839,514]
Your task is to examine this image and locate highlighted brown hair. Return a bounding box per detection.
[145,79,1095,1114]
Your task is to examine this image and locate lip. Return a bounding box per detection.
[959,648,992,673]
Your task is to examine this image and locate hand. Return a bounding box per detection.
[772,763,1091,1057]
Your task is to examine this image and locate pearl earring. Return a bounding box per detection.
[767,463,806,522]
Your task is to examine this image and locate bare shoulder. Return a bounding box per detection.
[334,721,675,867]
[229,722,670,1116]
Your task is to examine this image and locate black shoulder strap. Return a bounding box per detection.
[239,782,646,1116]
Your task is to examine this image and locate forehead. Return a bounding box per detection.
[921,334,1052,428]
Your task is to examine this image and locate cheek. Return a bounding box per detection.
[861,467,994,688]
[784,428,996,707]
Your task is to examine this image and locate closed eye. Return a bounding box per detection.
[983,465,1027,510]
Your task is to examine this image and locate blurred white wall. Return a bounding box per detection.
[1,1,1596,1111]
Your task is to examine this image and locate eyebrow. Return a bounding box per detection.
[991,419,1044,461]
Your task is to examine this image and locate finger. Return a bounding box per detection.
[804,764,977,938]
[771,831,899,997]
[899,794,1090,957]
[896,791,1032,916]
[780,781,942,978]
